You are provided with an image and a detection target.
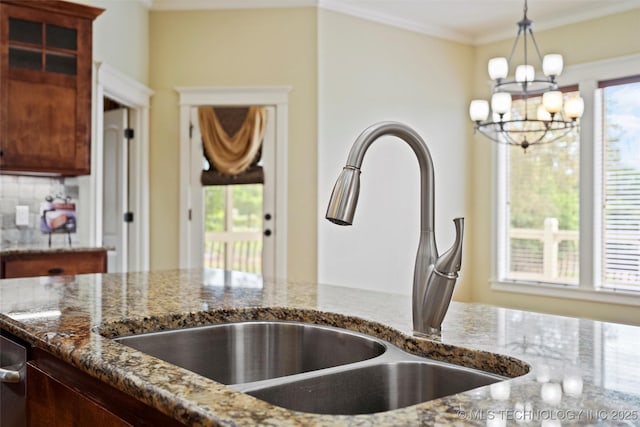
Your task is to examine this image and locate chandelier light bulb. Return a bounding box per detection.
[488,57,509,80]
[491,92,512,115]
[564,96,584,119]
[537,104,552,121]
[515,65,535,83]
[542,91,563,114]
[469,100,490,121]
[543,54,564,77]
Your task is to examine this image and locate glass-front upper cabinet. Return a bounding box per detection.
[8,16,78,75]
[0,1,103,176]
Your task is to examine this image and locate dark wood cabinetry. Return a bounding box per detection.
[27,348,183,427]
[0,0,103,176]
[0,249,107,279]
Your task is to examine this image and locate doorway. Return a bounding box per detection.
[102,99,130,273]
[189,106,276,278]
[88,62,153,273]
[177,86,290,281]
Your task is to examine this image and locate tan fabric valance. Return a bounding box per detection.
[197,106,267,176]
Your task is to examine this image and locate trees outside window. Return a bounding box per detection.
[496,66,640,296]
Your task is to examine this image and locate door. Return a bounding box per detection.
[102,107,129,273]
[189,106,276,279]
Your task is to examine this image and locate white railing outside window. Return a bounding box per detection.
[509,218,579,284]
[204,231,262,273]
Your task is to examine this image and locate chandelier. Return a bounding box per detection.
[469,0,584,150]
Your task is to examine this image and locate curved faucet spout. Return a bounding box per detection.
[326,121,464,336]
[327,122,435,234]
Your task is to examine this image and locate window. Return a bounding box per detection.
[494,55,640,303]
[599,76,640,290]
[503,90,580,285]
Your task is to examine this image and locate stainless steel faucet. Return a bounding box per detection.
[326,121,464,336]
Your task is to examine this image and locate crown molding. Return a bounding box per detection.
[148,0,640,46]
[475,0,640,45]
[317,0,472,44]
[151,0,316,11]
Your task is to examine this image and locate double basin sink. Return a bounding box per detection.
[112,320,519,415]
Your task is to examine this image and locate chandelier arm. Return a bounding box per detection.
[527,28,546,66]
[523,18,528,68]
[507,26,524,66]
[474,117,579,148]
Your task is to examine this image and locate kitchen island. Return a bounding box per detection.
[1,269,639,426]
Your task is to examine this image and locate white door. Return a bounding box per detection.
[102,107,129,273]
[189,106,276,279]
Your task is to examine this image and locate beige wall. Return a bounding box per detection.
[91,0,149,84]
[317,10,474,300]
[148,8,318,280]
[468,9,640,325]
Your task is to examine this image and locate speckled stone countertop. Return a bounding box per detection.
[0,245,111,255]
[1,269,640,426]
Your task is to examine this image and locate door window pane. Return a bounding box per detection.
[204,185,263,274]
[505,91,580,284]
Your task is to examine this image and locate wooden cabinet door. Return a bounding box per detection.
[0,1,102,176]
[27,362,131,427]
[27,349,183,427]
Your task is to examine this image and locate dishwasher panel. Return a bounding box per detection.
[1,334,27,427]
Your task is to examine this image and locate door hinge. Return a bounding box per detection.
[123,212,134,223]
[124,128,134,139]
[188,209,192,221]
[189,123,194,139]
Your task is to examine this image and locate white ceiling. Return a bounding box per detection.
[149,0,640,45]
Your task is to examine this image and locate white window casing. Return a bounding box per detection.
[491,54,640,306]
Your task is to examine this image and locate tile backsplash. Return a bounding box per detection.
[0,175,81,247]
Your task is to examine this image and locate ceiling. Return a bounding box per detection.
[149,0,640,45]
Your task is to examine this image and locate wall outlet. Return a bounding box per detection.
[16,205,29,226]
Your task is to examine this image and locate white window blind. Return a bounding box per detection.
[600,76,640,290]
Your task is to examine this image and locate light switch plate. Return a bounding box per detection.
[15,205,29,226]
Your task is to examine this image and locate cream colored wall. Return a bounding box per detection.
[317,10,474,300]
[90,0,149,84]
[148,8,318,281]
[468,9,640,325]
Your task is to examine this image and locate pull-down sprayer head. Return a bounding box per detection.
[326,166,361,226]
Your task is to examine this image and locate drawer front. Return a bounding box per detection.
[1,252,106,279]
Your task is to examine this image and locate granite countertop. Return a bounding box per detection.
[1,268,639,426]
[0,245,111,256]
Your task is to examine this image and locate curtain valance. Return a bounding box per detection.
[197,106,266,186]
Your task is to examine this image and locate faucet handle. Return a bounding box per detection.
[435,217,464,275]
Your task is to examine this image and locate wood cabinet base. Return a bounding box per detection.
[27,349,183,427]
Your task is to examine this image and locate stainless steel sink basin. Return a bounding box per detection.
[114,321,386,385]
[245,361,504,415]
[112,319,519,415]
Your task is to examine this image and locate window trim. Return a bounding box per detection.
[491,53,640,305]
